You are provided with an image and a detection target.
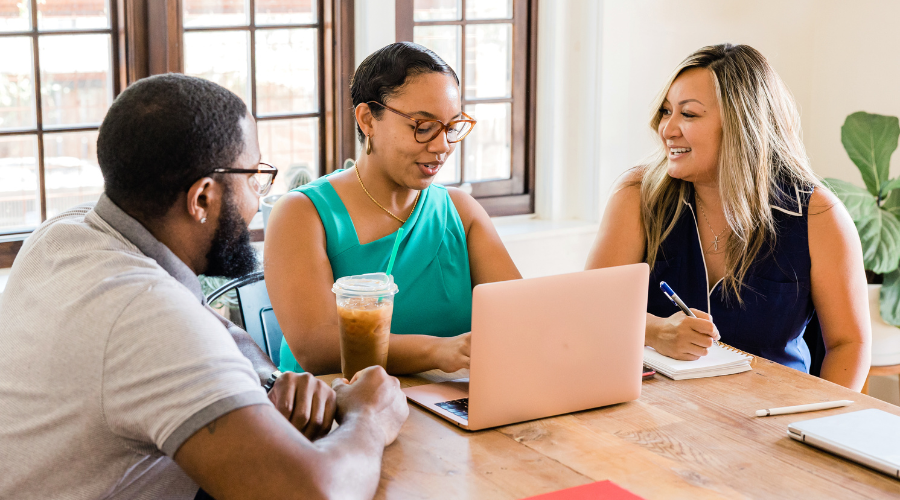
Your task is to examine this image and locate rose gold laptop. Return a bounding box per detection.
[403,263,649,431]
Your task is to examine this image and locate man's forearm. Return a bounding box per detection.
[312,412,386,500]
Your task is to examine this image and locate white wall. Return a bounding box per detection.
[354,0,395,67]
[597,0,900,218]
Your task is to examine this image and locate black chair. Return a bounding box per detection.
[804,312,825,378]
[206,271,288,369]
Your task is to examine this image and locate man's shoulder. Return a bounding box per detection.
[3,205,188,332]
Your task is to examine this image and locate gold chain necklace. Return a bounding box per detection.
[697,200,729,253]
[355,166,420,224]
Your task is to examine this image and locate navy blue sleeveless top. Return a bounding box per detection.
[647,184,816,372]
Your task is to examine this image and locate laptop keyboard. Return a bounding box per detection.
[435,398,469,420]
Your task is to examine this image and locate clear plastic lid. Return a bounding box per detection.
[332,272,399,297]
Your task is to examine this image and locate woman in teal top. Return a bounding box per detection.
[265,42,521,375]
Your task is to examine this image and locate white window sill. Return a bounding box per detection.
[492,215,599,243]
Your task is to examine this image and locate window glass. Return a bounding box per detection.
[184,30,251,104]
[183,0,248,28]
[256,28,317,115]
[43,129,102,218]
[38,0,108,30]
[413,25,461,77]
[413,0,460,22]
[465,0,512,20]
[465,23,512,99]
[257,117,318,194]
[464,102,511,181]
[39,33,112,127]
[0,0,31,32]
[0,135,39,232]
[0,36,36,130]
[256,0,315,25]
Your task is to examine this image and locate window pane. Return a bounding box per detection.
[184,0,248,28]
[465,23,511,99]
[465,0,512,20]
[256,28,317,115]
[464,102,510,181]
[44,129,103,219]
[257,118,318,194]
[0,37,35,130]
[435,149,460,184]
[256,0,315,25]
[0,0,31,32]
[0,135,39,232]
[184,31,250,105]
[39,34,112,127]
[38,0,109,30]
[414,25,460,77]
[413,0,460,21]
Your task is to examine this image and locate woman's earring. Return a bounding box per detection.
[200,217,207,224]
[365,134,372,155]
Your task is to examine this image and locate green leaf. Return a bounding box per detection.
[883,189,900,218]
[826,178,900,273]
[881,177,900,198]
[880,270,900,327]
[857,208,900,273]
[824,178,878,220]
[841,111,900,197]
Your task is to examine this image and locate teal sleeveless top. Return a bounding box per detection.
[278,171,473,372]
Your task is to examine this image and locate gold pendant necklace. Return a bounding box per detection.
[356,166,420,224]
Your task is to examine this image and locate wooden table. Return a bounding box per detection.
[324,358,900,499]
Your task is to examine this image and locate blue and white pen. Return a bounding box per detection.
[659,281,719,346]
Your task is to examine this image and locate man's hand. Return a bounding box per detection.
[268,372,337,440]
[332,366,409,446]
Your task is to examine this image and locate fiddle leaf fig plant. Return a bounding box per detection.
[826,111,900,325]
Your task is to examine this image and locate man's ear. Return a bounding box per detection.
[355,103,375,137]
[186,176,220,224]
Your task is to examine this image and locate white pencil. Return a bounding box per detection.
[755,400,854,417]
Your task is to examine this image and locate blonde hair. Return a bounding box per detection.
[640,44,821,303]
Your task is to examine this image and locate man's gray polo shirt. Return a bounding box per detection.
[0,195,271,499]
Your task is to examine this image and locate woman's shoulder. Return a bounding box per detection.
[443,185,486,234]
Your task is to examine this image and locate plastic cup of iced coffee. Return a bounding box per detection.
[333,272,399,380]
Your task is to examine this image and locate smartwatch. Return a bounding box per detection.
[263,370,283,393]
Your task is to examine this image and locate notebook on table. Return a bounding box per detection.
[643,344,752,380]
[788,408,900,479]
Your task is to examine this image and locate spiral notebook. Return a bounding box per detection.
[643,344,753,380]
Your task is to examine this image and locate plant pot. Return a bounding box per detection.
[261,194,282,229]
[868,284,900,367]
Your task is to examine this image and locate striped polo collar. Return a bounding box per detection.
[93,193,205,303]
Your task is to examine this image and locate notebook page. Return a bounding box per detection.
[644,344,751,374]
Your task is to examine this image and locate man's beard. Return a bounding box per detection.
[204,187,258,279]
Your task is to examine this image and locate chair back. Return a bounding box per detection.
[235,279,285,368]
[804,312,825,377]
[206,271,290,370]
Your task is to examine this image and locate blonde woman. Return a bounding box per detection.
[586,44,870,390]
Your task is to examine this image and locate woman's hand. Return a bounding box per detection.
[648,309,720,360]
[431,332,471,373]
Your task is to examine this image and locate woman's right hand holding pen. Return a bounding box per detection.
[646,309,720,360]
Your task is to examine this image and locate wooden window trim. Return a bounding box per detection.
[395,0,537,217]
[0,0,126,257]
[1,0,356,262]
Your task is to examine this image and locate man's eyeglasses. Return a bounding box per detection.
[213,162,279,196]
[367,101,476,144]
